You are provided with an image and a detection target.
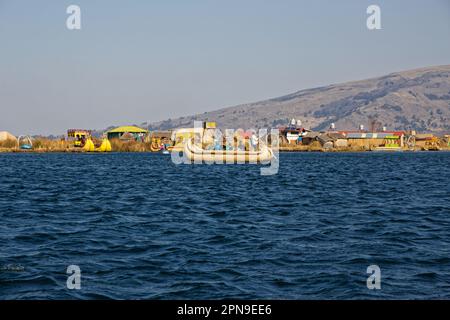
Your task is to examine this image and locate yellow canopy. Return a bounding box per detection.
[107,126,148,134]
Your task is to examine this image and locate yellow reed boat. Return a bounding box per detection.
[83,138,112,152]
[183,139,274,163]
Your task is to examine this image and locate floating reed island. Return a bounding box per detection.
[1,121,449,153]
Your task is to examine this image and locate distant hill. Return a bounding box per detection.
[144,65,450,133]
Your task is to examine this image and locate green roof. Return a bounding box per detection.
[108,126,148,133]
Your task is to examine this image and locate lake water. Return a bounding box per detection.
[0,152,449,299]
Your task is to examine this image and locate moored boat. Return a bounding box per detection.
[183,139,274,163]
[372,146,403,152]
[18,136,33,150]
[83,138,112,152]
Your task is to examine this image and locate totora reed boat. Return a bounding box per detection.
[183,138,274,163]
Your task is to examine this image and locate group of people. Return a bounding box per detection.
[203,129,259,151]
[75,134,86,147]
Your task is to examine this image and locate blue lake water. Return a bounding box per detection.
[0,152,449,299]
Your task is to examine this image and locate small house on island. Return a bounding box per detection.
[107,126,148,142]
[301,131,347,148]
[0,131,17,143]
[0,131,18,148]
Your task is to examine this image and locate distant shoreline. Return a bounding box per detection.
[1,147,449,154]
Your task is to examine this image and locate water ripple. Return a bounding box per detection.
[0,152,449,299]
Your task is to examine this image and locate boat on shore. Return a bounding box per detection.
[83,138,112,152]
[18,136,33,150]
[183,139,274,163]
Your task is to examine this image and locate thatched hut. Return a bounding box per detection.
[0,131,17,142]
[301,131,347,147]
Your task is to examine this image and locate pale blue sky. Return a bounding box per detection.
[1,0,449,135]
